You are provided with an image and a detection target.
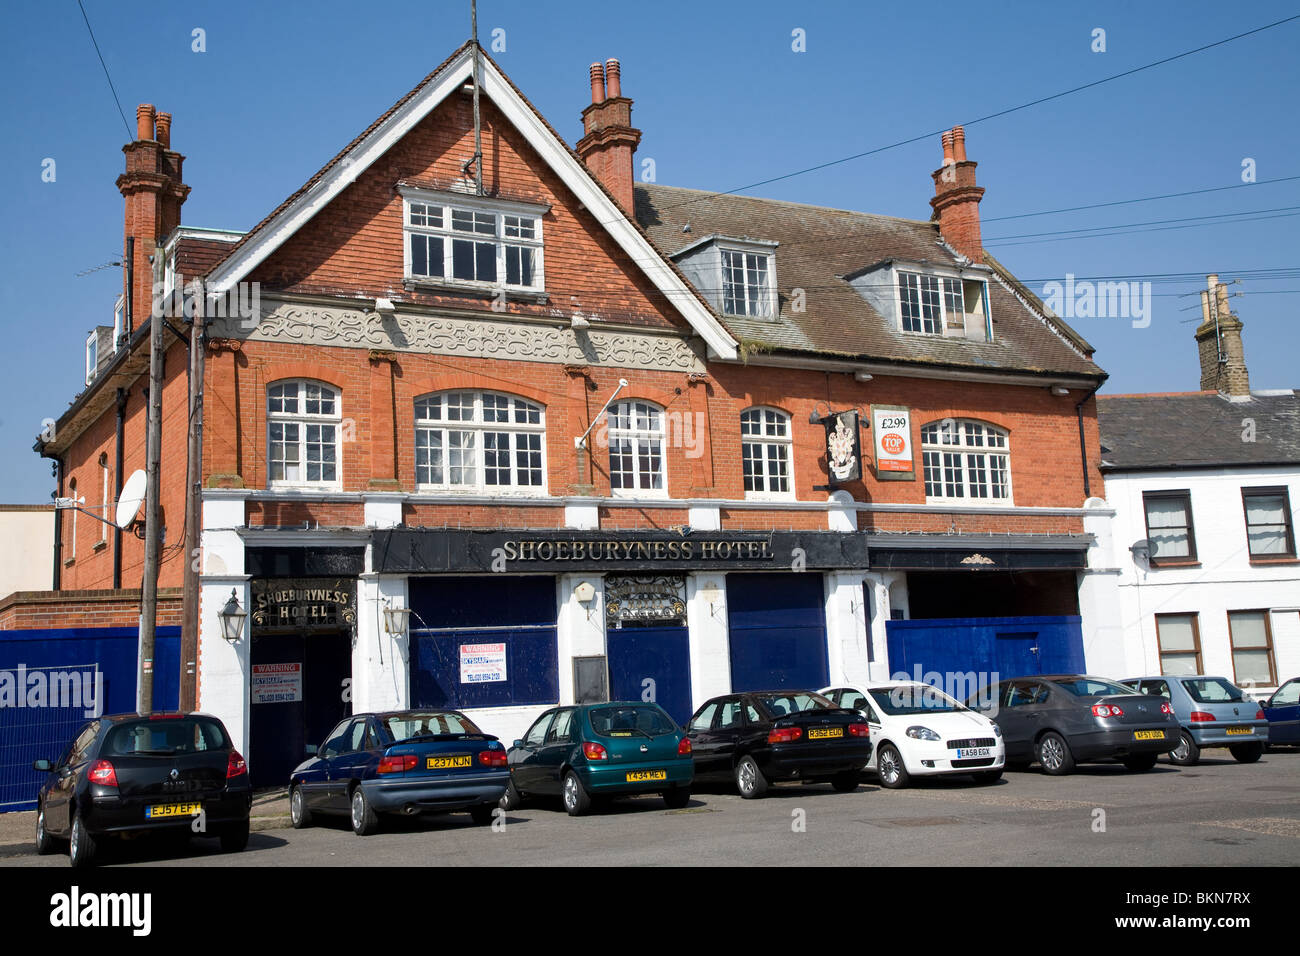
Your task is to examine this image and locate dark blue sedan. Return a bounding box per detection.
[1263,678,1300,747]
[289,710,509,835]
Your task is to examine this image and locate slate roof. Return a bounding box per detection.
[635,184,1105,379]
[1097,390,1300,471]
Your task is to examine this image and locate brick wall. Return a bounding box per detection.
[0,589,183,630]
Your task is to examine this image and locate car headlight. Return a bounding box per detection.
[906,726,941,741]
[991,723,1002,737]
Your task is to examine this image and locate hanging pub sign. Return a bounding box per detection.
[822,410,862,484]
[870,405,915,481]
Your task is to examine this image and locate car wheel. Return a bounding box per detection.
[734,755,768,799]
[289,785,312,829]
[972,769,1003,784]
[831,770,861,793]
[35,805,58,856]
[499,778,524,812]
[1036,732,1076,775]
[562,771,592,816]
[1122,753,1158,772]
[662,786,690,809]
[350,786,380,835]
[69,811,97,868]
[877,744,911,789]
[1229,742,1263,764]
[469,803,496,826]
[1168,730,1200,766]
[219,819,250,853]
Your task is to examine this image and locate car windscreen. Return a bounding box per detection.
[1051,678,1138,698]
[101,717,229,756]
[871,685,967,716]
[588,705,677,738]
[1180,678,1245,704]
[384,712,483,740]
[754,692,833,718]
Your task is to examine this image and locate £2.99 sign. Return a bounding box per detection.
[871,405,914,479]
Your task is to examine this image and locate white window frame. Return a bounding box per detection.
[720,245,777,318]
[400,187,546,293]
[266,380,343,491]
[893,267,989,338]
[99,454,110,545]
[413,391,547,495]
[741,406,794,499]
[920,419,1012,503]
[606,400,667,497]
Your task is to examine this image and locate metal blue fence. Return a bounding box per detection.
[0,627,180,812]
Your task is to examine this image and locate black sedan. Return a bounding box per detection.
[289,710,509,834]
[33,712,252,867]
[967,675,1179,775]
[684,691,872,798]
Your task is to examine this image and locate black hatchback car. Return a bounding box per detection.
[33,712,252,867]
[684,691,872,798]
[967,676,1179,775]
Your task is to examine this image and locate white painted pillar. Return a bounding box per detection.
[686,573,730,710]
[862,572,894,681]
[354,573,410,712]
[198,576,252,757]
[1079,497,1129,677]
[556,573,606,705]
[824,571,870,687]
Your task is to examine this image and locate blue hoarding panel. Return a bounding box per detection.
[884,616,1086,686]
[727,573,829,692]
[607,624,692,725]
[0,626,181,812]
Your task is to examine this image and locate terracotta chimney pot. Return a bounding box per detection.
[589,62,605,104]
[136,104,156,142]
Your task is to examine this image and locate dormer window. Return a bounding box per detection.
[897,270,989,339]
[401,187,545,293]
[722,249,774,317]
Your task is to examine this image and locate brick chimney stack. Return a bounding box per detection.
[117,103,190,332]
[1195,274,1251,397]
[576,58,641,214]
[930,125,985,263]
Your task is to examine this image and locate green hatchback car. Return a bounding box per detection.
[500,703,694,816]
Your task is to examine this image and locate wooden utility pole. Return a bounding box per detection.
[138,247,165,714]
[179,288,205,711]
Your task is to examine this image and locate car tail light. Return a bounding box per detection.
[148,712,184,720]
[1092,703,1125,718]
[1254,709,1265,720]
[226,750,248,779]
[88,760,117,788]
[767,727,803,744]
[582,741,607,761]
[477,749,507,767]
[1190,711,1214,722]
[377,754,418,774]
[848,723,870,738]
[677,737,692,756]
[1160,702,1175,715]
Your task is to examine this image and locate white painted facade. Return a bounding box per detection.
[1100,465,1300,695]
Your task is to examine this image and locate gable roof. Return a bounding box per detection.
[200,43,737,360]
[635,184,1105,381]
[1097,390,1300,471]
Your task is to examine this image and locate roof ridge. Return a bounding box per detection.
[637,182,937,228]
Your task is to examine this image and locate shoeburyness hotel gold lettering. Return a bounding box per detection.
[501,539,775,562]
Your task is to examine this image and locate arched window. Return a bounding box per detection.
[606,400,665,494]
[414,391,545,492]
[741,407,792,497]
[920,419,1010,501]
[267,380,341,487]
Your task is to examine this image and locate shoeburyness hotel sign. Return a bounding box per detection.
[251,578,358,631]
[373,529,868,574]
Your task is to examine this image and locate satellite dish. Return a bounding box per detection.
[115,469,147,529]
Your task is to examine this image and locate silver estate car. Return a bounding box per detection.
[1120,675,1268,765]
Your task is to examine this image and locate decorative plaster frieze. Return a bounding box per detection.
[207,299,705,373]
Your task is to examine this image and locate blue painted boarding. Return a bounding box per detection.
[409,577,559,716]
[0,626,180,812]
[607,624,693,725]
[884,616,1086,687]
[727,573,829,692]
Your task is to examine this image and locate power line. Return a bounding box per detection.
[985,209,1300,247]
[646,14,1300,216]
[984,204,1300,242]
[982,175,1300,223]
[77,0,133,141]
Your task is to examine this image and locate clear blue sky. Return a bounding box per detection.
[2,0,1297,502]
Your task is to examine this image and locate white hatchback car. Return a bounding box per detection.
[821,682,1006,788]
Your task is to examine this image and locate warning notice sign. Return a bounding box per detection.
[251,662,303,704]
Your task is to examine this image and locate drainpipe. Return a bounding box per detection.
[1074,385,1101,499]
[113,387,127,589]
